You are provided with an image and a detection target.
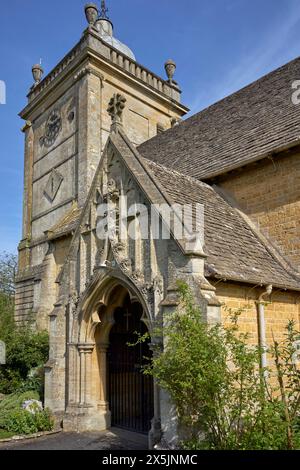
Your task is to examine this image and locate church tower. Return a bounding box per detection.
[15,2,188,326]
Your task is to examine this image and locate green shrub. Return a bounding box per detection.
[137,282,300,450]
[2,409,38,435]
[1,408,53,435]
[0,391,40,429]
[0,253,49,395]
[34,408,53,432]
[0,299,49,395]
[0,391,53,435]
[0,252,51,435]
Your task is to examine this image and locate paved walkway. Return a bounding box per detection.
[0,428,148,451]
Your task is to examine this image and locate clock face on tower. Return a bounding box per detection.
[42,109,62,147]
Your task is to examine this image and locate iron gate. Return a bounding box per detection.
[108,301,154,434]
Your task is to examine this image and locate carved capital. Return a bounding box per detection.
[78,343,95,354]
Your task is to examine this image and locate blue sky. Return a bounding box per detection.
[1,0,300,254]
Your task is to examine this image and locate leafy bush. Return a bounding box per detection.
[0,391,53,435]
[1,409,38,435]
[1,408,53,435]
[139,282,300,450]
[0,252,52,436]
[0,292,15,345]
[0,251,49,395]
[0,296,49,395]
[0,329,49,396]
[0,391,39,431]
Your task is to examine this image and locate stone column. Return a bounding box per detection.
[78,343,95,406]
[69,341,112,432]
[67,343,79,405]
[97,343,109,411]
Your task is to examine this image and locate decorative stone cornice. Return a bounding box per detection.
[22,28,188,116]
[73,65,104,84]
[27,40,83,101]
[18,238,31,250]
[15,264,43,283]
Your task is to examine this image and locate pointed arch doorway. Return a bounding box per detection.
[107,292,154,434]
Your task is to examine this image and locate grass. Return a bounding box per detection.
[0,429,15,439]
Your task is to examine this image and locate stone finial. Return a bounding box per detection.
[32,63,44,86]
[107,93,126,130]
[85,3,99,25]
[164,59,176,83]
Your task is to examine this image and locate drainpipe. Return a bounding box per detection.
[255,285,272,378]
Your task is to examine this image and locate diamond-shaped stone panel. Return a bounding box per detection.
[44,169,64,202]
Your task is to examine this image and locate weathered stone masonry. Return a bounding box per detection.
[15,2,300,448]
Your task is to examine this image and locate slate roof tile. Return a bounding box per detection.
[138,57,300,180]
[47,203,81,240]
[141,158,300,290]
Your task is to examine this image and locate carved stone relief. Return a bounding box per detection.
[44,169,64,202]
[40,109,62,147]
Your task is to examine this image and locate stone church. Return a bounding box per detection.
[15,2,300,447]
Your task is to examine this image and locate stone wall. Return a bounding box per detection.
[218,151,300,272]
[14,277,35,324]
[31,88,77,240]
[214,281,300,346]
[100,72,178,148]
[16,25,188,325]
